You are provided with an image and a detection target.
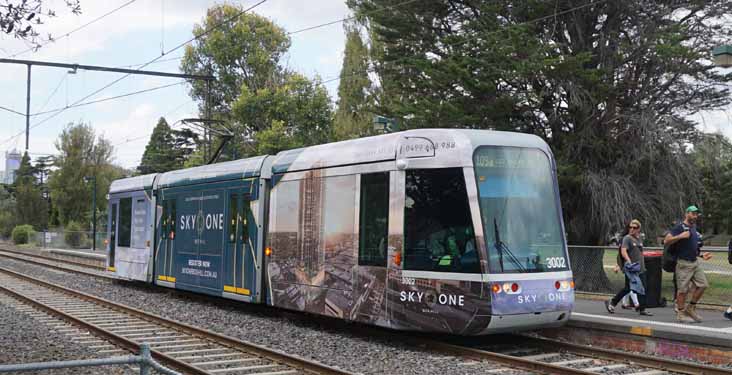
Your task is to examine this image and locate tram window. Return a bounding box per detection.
[170,200,176,239]
[359,173,389,266]
[118,197,132,247]
[240,200,248,243]
[229,194,238,243]
[404,168,480,273]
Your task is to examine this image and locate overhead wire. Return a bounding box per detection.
[320,0,610,87]
[34,73,68,113]
[7,0,140,58]
[31,81,186,117]
[0,0,269,147]
[0,105,25,117]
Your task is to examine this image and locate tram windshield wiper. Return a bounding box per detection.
[493,218,526,273]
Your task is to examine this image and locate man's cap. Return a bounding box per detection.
[686,205,700,213]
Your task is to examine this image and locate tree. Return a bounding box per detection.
[1,1,81,46]
[350,0,732,290]
[693,133,732,234]
[180,4,290,119]
[13,152,47,230]
[232,73,333,155]
[48,122,121,227]
[137,117,181,174]
[0,184,17,238]
[333,22,375,140]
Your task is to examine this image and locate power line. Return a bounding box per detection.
[323,0,610,87]
[287,0,420,36]
[0,81,186,147]
[34,74,68,113]
[0,105,25,117]
[32,81,186,117]
[7,0,140,58]
[11,0,268,145]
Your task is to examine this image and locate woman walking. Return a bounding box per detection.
[605,219,653,316]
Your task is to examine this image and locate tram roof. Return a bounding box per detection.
[109,173,157,194]
[156,155,268,189]
[271,128,551,173]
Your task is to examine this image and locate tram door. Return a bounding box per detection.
[354,172,391,323]
[156,199,175,283]
[109,203,117,270]
[225,191,253,297]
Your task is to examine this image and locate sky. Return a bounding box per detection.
[0,1,731,172]
[0,0,350,170]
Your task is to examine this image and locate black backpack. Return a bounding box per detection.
[662,240,677,272]
[727,239,732,265]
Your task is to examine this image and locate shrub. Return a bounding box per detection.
[12,224,35,245]
[64,221,86,248]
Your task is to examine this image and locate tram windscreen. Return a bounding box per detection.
[474,146,567,273]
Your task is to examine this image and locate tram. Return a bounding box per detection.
[107,129,574,335]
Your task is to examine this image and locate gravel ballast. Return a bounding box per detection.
[0,294,130,373]
[0,257,515,374]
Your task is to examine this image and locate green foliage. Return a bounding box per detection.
[11,224,35,245]
[692,133,732,234]
[232,73,333,155]
[180,4,290,118]
[350,0,732,243]
[0,186,17,238]
[13,152,48,230]
[48,122,123,227]
[333,23,375,140]
[64,220,85,248]
[137,117,182,174]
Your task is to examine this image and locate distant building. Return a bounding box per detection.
[0,171,4,184]
[4,149,21,184]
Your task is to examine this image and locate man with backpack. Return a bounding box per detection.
[664,205,712,323]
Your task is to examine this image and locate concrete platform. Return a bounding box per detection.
[569,298,732,349]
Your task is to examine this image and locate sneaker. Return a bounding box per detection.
[638,310,653,316]
[723,311,732,321]
[686,304,703,323]
[677,309,694,323]
[604,299,615,314]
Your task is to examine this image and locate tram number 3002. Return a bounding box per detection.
[546,257,566,268]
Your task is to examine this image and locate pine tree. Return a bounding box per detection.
[13,152,47,230]
[334,22,374,140]
[137,117,180,174]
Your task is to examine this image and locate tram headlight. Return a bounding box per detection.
[555,279,573,291]
[500,282,521,294]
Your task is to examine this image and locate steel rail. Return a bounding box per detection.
[0,250,113,279]
[0,247,105,270]
[418,339,596,375]
[0,266,352,375]
[522,335,731,375]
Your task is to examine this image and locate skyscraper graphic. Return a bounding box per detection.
[298,168,325,281]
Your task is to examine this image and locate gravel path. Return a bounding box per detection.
[0,294,131,373]
[0,257,512,375]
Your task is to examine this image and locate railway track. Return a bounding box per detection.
[0,246,106,270]
[0,266,351,375]
[2,249,730,374]
[416,334,729,375]
[0,248,115,279]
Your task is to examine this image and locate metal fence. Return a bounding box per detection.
[0,344,179,374]
[31,230,109,252]
[569,245,732,306]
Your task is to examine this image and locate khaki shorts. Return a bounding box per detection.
[675,259,709,293]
